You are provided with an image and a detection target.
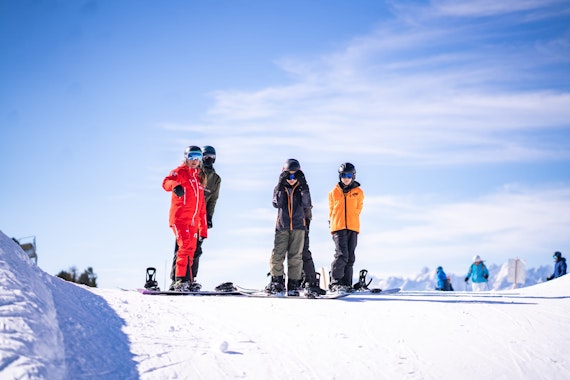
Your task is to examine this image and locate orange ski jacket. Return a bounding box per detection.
[328,181,364,233]
[162,164,207,238]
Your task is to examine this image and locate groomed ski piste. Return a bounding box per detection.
[1,231,569,379]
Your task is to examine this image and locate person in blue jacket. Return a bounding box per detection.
[435,266,453,291]
[464,255,489,291]
[546,251,567,281]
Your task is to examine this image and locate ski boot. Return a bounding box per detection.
[144,267,160,291]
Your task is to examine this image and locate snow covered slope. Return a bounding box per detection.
[1,231,569,379]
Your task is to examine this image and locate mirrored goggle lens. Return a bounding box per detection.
[187,152,203,160]
[340,172,353,179]
[288,173,296,180]
[203,154,215,159]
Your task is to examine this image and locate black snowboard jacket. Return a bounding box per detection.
[273,182,312,231]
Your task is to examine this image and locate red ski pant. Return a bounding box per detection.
[171,223,198,279]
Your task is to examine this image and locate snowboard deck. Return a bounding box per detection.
[137,288,242,296]
[348,287,401,296]
[236,286,349,299]
[239,290,349,300]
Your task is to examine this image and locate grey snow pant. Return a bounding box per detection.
[331,229,358,286]
[270,229,304,281]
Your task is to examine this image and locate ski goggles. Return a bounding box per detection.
[186,152,203,161]
[340,172,353,179]
[287,173,297,180]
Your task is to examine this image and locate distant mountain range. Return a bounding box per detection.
[370,262,554,291]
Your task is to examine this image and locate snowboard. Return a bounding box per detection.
[236,286,349,299]
[347,287,401,296]
[239,291,349,300]
[138,288,242,296]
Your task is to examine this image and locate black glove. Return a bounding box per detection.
[296,170,308,189]
[173,185,185,197]
[207,215,213,229]
[464,277,469,282]
[483,274,488,280]
[278,171,289,189]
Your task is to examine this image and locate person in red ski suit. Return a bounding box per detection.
[162,145,208,291]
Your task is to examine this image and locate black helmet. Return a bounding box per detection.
[283,158,300,172]
[184,145,202,160]
[338,162,356,180]
[202,145,216,166]
[554,251,562,259]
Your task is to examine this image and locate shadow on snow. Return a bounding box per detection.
[48,279,139,379]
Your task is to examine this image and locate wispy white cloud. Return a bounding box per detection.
[149,1,570,284]
[159,1,570,167]
[430,0,567,18]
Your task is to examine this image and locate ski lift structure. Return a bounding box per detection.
[15,235,38,264]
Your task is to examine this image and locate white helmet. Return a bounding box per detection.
[472,255,482,262]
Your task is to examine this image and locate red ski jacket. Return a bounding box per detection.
[162,164,208,238]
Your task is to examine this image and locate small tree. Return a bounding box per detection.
[77,267,98,287]
[57,266,98,287]
[56,266,78,282]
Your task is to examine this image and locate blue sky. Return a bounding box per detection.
[2,0,569,290]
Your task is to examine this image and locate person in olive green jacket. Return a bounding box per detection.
[328,162,364,292]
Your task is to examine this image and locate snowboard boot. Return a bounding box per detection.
[306,282,327,296]
[306,272,327,296]
[287,279,301,296]
[144,267,160,291]
[172,278,191,292]
[329,281,350,293]
[188,282,202,292]
[265,275,286,294]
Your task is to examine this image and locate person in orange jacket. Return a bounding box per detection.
[162,145,208,292]
[328,162,364,292]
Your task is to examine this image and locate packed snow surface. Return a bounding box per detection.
[1,231,568,379]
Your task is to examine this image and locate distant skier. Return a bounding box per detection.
[163,145,208,292]
[464,255,489,291]
[169,145,221,291]
[265,159,312,296]
[328,162,364,292]
[546,251,567,281]
[435,266,453,291]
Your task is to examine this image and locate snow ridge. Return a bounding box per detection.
[0,232,65,379]
[0,231,138,379]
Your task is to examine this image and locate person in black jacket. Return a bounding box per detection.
[547,251,567,281]
[266,159,312,296]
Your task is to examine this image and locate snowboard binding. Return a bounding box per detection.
[144,267,160,291]
[215,282,237,293]
[353,269,372,291]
